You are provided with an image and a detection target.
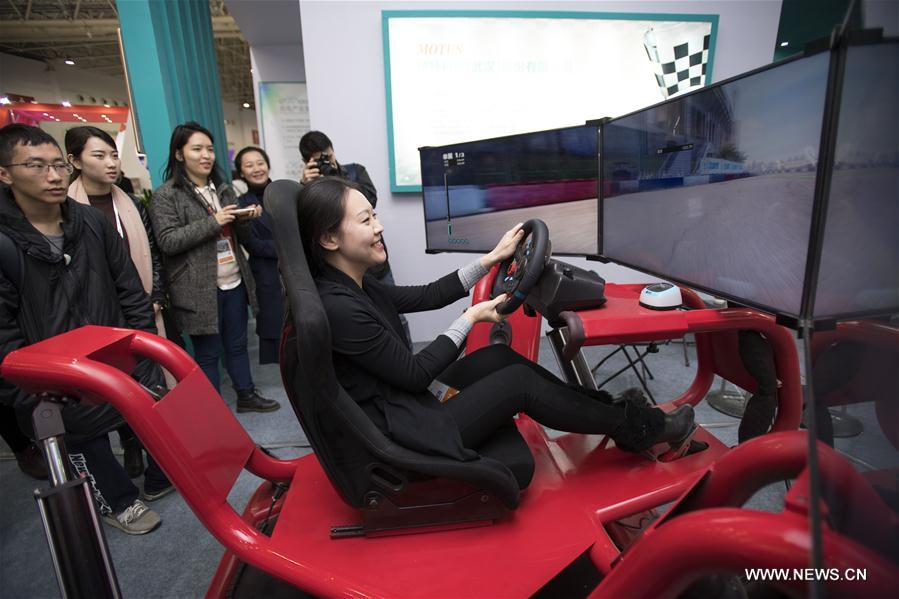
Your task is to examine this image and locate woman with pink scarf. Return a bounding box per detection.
[64,126,172,488]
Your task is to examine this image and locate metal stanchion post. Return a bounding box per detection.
[31,394,122,599]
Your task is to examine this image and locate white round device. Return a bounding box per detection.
[639,283,682,310]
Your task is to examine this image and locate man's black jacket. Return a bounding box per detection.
[0,185,159,441]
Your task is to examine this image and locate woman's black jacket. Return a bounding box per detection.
[316,264,476,461]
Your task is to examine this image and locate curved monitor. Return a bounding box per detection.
[601,51,831,318]
[420,125,599,256]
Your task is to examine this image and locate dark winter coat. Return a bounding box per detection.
[0,186,159,441]
[149,179,258,336]
[237,186,283,341]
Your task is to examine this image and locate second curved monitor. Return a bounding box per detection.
[420,125,599,255]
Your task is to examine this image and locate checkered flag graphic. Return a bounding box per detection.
[644,27,710,99]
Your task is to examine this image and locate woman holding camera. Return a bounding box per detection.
[149,122,279,413]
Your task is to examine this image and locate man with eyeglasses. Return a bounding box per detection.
[0,123,170,535]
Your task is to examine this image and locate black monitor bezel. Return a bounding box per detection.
[418,123,601,258]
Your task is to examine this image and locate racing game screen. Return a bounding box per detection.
[602,51,831,317]
[420,125,599,255]
[813,41,899,320]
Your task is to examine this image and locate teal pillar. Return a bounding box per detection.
[117,0,229,187]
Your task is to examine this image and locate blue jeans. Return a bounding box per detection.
[191,284,254,393]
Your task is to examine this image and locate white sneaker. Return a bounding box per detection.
[102,499,161,535]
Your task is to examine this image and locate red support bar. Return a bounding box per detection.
[593,508,898,599]
[558,284,802,430]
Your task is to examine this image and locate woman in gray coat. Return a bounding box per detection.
[149,122,279,413]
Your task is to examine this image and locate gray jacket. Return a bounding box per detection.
[149,179,258,335]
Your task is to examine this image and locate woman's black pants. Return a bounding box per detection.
[440,344,662,451]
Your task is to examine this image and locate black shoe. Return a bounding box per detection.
[236,388,281,413]
[121,439,145,479]
[613,404,696,454]
[14,444,49,480]
[657,405,697,449]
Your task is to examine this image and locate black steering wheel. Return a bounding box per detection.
[493,219,551,315]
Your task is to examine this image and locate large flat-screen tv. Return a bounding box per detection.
[812,40,899,321]
[601,50,831,318]
[420,124,599,256]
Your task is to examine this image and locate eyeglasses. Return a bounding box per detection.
[1,162,75,175]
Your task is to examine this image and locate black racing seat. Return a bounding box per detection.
[266,179,533,537]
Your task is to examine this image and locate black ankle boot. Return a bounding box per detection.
[121,438,145,478]
[656,405,696,448]
[613,404,695,453]
[236,388,281,413]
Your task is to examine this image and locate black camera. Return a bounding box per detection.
[316,152,339,177]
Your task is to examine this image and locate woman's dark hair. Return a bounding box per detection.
[64,125,116,159]
[163,121,223,187]
[64,126,117,180]
[233,146,270,179]
[297,177,363,275]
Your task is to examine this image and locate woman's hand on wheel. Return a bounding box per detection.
[481,223,524,270]
[214,205,238,226]
[464,294,508,325]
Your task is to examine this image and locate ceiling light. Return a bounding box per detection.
[62,100,71,107]
[64,59,75,65]
[242,102,250,108]
[780,41,789,47]
[0,97,11,105]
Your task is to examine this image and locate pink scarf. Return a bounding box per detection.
[69,178,154,293]
[69,179,175,387]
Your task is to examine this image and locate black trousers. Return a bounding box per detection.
[440,345,656,450]
[67,434,138,514]
[67,434,169,514]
